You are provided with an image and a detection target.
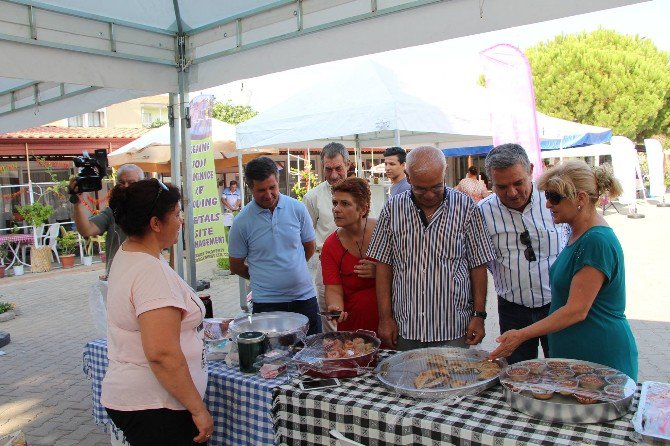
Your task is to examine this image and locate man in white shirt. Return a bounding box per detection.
[384,146,411,196]
[303,142,352,331]
[221,180,241,212]
[221,180,241,239]
[478,143,568,364]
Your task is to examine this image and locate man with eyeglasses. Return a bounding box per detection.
[478,143,568,364]
[368,146,496,350]
[70,163,144,275]
[303,142,353,331]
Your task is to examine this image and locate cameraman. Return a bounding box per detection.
[70,164,144,275]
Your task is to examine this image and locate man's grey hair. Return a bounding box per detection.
[117,163,144,177]
[484,143,530,178]
[406,146,446,176]
[321,142,350,163]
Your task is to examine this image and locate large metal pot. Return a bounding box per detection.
[293,330,381,378]
[228,311,309,351]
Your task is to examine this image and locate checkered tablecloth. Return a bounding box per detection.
[272,352,641,446]
[83,339,288,446]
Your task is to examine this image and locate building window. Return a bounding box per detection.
[67,115,84,127]
[142,111,154,127]
[87,112,104,127]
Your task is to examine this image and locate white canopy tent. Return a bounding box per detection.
[236,61,612,161]
[0,0,646,286]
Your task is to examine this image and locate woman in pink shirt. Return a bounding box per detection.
[102,179,213,445]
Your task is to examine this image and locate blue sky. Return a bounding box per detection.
[205,0,670,112]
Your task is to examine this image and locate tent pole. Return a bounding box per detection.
[169,92,184,278]
[236,148,248,312]
[178,69,197,288]
[355,134,361,177]
[25,142,38,246]
[286,149,290,195]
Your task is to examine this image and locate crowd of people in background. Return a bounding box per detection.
[74,140,638,445]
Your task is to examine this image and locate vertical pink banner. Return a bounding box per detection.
[480,44,543,180]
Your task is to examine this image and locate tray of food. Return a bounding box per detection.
[501,358,635,424]
[632,381,670,444]
[375,347,506,400]
[292,330,380,378]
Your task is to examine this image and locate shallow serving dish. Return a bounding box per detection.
[228,311,309,351]
[293,330,381,378]
[632,381,670,445]
[376,347,507,400]
[501,358,635,424]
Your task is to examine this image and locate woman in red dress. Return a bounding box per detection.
[321,178,384,344]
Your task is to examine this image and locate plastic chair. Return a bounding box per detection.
[41,223,61,264]
[86,235,104,256]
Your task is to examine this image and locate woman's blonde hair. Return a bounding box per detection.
[537,160,622,203]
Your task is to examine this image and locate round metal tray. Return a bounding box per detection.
[376,347,507,400]
[228,311,309,350]
[501,358,635,424]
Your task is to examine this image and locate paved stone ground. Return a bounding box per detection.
[0,199,669,444]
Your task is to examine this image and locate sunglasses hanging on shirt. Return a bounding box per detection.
[519,220,537,262]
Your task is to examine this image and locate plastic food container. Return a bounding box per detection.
[632,381,670,444]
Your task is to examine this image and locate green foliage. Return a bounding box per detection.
[217,257,230,270]
[149,119,168,128]
[212,100,258,125]
[16,202,53,228]
[0,302,15,314]
[0,243,8,264]
[58,230,80,255]
[291,168,319,201]
[526,29,670,142]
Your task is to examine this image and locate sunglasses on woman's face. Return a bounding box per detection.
[545,190,566,206]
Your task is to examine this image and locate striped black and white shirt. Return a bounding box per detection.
[478,184,569,308]
[367,188,496,342]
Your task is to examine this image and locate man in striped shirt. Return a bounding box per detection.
[478,143,568,364]
[368,146,496,350]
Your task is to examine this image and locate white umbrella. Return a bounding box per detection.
[109,118,237,167]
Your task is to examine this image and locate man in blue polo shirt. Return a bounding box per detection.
[228,157,321,335]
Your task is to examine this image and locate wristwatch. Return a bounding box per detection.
[473,310,487,320]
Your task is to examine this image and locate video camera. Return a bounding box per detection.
[72,149,109,193]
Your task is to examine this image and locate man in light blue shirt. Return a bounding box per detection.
[228,157,321,334]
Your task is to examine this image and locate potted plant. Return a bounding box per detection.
[0,301,16,322]
[58,230,80,269]
[99,238,107,263]
[0,242,9,278]
[82,237,94,266]
[16,202,54,272]
[213,256,231,277]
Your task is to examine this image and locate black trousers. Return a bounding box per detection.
[498,296,550,365]
[106,408,203,446]
[253,296,322,335]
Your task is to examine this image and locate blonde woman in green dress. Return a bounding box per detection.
[490,160,638,379]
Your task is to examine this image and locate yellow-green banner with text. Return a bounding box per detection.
[190,94,227,262]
